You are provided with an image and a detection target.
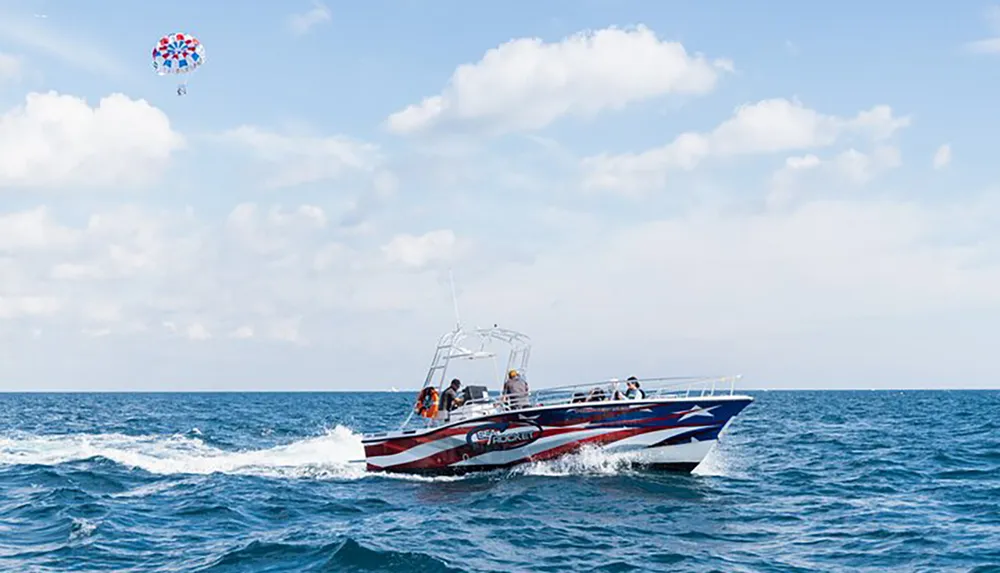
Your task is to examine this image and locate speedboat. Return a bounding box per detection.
[362,324,754,475]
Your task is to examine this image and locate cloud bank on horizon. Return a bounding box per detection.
[0,1,998,390]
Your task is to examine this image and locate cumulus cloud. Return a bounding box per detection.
[583,98,910,194]
[382,229,468,269]
[1,189,999,389]
[185,323,211,341]
[0,295,62,319]
[0,201,470,355]
[0,206,80,250]
[768,146,903,207]
[0,92,184,189]
[225,202,328,256]
[0,55,995,391]
[387,25,732,135]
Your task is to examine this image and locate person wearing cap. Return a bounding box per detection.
[502,369,529,409]
[439,378,464,415]
[625,376,645,400]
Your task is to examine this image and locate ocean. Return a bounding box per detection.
[1,390,998,572]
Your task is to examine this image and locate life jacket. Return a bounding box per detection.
[415,387,439,418]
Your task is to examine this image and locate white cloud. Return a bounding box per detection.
[0,295,62,319]
[82,301,122,323]
[0,207,79,250]
[964,6,1000,53]
[830,147,903,184]
[221,126,378,188]
[231,326,254,339]
[583,98,910,194]
[0,53,22,82]
[381,230,467,269]
[458,198,1000,347]
[933,144,952,169]
[186,323,211,341]
[0,203,363,350]
[768,146,902,207]
[0,92,184,189]
[225,203,328,255]
[312,242,354,271]
[387,25,732,135]
[287,1,331,36]
[966,38,1000,53]
[1,190,999,389]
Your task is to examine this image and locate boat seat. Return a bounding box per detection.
[462,385,489,403]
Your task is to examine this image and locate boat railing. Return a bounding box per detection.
[395,375,742,432]
[506,374,742,410]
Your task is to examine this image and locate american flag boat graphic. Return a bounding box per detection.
[363,324,753,475]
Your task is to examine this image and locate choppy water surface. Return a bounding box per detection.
[1,390,998,572]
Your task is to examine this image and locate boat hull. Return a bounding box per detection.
[362,395,752,475]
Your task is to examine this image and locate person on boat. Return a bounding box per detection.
[439,378,464,413]
[415,386,439,419]
[587,386,608,401]
[502,369,529,409]
[625,376,646,400]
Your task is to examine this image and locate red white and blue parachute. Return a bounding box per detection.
[151,32,206,95]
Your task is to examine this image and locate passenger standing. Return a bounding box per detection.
[502,369,529,409]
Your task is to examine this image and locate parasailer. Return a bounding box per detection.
[151,32,206,96]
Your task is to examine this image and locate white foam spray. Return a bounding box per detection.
[0,425,368,480]
[515,445,638,477]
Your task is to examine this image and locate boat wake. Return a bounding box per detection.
[0,425,370,480]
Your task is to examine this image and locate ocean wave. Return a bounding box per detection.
[193,537,465,573]
[2,390,999,572]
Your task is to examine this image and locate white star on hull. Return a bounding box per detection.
[678,404,719,422]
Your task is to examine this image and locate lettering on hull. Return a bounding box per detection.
[465,421,542,452]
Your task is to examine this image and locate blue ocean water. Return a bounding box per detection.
[1,391,998,572]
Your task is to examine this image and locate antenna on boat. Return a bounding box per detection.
[448,268,462,330]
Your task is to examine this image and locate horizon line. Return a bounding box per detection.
[0,387,998,394]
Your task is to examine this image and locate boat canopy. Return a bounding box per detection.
[398,324,530,429]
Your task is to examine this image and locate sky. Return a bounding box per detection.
[1,0,999,391]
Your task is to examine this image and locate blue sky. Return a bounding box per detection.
[1,0,999,390]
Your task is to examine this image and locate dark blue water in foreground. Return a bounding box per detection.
[1,391,999,572]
